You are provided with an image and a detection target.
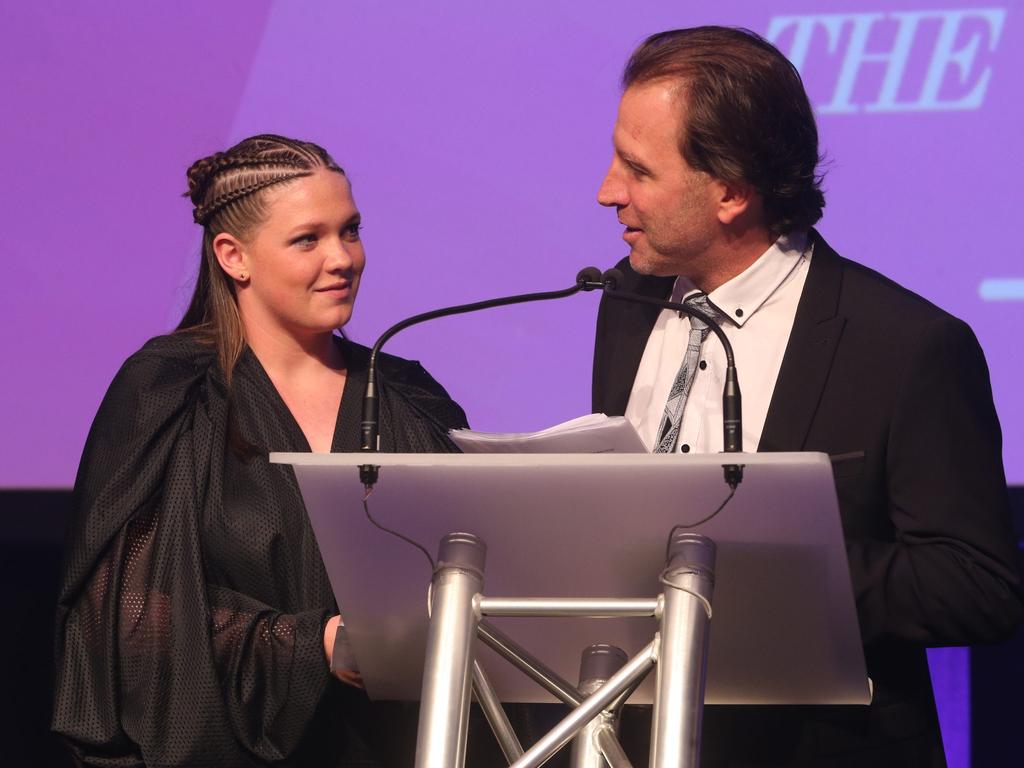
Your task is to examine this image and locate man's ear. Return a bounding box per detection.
[212,232,250,284]
[713,178,757,226]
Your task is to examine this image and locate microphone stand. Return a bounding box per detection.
[358,268,604,486]
[357,267,743,490]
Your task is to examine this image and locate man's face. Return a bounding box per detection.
[598,80,720,277]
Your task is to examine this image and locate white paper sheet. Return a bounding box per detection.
[449,413,647,454]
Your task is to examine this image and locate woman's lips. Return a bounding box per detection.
[316,283,351,297]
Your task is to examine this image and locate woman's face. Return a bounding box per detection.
[232,168,365,339]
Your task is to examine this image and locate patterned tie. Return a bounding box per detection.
[655,293,721,453]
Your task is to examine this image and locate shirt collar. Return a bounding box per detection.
[671,231,809,328]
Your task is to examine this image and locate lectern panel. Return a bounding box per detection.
[271,452,869,705]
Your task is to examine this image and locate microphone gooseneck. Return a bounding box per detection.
[358,268,605,486]
[600,269,735,366]
[600,268,744,489]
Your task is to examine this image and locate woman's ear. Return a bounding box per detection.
[212,232,250,284]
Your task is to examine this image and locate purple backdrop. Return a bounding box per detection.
[4,3,1021,764]
[3,1,1019,490]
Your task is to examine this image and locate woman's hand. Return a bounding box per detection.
[323,615,364,688]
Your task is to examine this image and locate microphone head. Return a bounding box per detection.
[601,268,625,291]
[576,266,603,290]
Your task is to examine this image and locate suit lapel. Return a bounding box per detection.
[595,268,674,416]
[759,231,846,452]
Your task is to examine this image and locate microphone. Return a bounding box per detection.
[576,266,604,290]
[600,268,744,489]
[358,268,605,486]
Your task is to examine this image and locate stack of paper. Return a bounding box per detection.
[449,414,648,454]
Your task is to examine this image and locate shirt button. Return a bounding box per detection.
[699,360,707,370]
[735,308,744,318]
[680,444,691,453]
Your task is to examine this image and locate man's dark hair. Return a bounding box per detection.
[624,27,825,235]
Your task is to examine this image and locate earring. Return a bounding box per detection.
[238,272,248,281]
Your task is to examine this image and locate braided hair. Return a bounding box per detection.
[177,134,345,386]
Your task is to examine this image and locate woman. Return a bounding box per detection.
[52,135,475,766]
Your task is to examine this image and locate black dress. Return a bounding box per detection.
[51,333,509,767]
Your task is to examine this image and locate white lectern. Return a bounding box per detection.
[271,452,869,768]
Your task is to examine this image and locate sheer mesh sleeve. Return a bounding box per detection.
[53,339,333,767]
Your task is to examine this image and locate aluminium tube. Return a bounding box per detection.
[414,533,486,768]
[596,726,634,768]
[649,533,716,768]
[477,620,584,707]
[570,645,629,768]
[473,660,524,764]
[479,597,660,618]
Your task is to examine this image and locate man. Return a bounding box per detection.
[593,27,1022,766]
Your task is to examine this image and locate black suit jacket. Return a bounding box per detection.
[593,232,1023,766]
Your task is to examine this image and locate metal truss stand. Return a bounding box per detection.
[414,531,717,768]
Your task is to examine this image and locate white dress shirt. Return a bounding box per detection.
[625,232,812,453]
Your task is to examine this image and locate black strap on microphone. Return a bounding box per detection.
[593,269,744,489]
[359,268,605,486]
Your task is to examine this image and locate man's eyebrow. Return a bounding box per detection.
[617,149,651,173]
